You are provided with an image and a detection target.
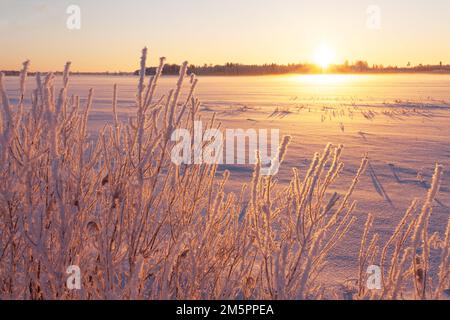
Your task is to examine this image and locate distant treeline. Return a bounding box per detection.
[3,61,450,76]
[135,61,450,76]
[137,63,320,76]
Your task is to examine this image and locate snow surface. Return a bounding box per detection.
[4,73,450,289]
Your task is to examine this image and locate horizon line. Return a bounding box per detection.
[1,60,449,75]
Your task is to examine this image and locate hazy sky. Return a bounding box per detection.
[1,0,449,71]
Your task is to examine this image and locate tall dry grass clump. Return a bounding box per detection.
[357,164,449,300]
[0,49,448,300]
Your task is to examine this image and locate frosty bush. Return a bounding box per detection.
[0,49,447,300]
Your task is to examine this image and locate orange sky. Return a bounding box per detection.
[1,0,450,72]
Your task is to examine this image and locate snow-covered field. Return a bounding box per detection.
[2,72,449,299]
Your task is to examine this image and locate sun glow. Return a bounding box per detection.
[314,44,335,70]
[291,74,357,85]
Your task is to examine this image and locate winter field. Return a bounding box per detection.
[0,52,449,300]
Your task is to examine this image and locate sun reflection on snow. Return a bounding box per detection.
[291,74,359,85]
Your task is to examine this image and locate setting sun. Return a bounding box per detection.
[314,44,335,70]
